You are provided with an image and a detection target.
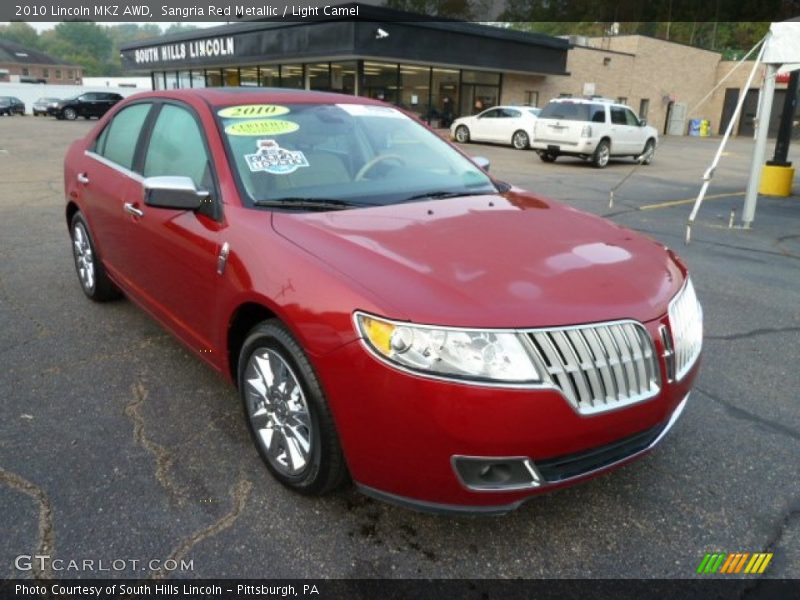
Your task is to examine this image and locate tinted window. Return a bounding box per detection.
[539,102,604,122]
[504,109,522,118]
[98,103,151,170]
[144,104,210,189]
[610,107,628,125]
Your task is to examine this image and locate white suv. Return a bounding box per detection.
[531,98,658,168]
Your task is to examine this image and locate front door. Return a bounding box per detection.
[125,102,222,356]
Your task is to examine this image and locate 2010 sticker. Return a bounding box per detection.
[217,104,291,118]
[245,139,309,175]
[225,119,299,136]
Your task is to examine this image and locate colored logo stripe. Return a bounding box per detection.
[698,553,773,574]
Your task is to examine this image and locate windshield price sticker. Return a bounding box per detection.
[218,105,291,119]
[225,120,299,136]
[245,139,309,175]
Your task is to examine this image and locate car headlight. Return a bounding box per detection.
[355,312,540,384]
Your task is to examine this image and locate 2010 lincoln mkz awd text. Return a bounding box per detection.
[64,89,702,513]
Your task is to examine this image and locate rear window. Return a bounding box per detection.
[539,102,605,122]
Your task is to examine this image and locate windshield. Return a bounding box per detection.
[216,102,496,207]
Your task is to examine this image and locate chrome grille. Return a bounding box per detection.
[526,321,660,415]
[668,278,703,380]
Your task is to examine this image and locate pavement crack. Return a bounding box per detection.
[124,381,189,506]
[150,475,252,580]
[0,467,55,580]
[706,326,800,341]
[696,386,800,443]
[740,500,800,597]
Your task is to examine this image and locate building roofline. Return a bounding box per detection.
[0,38,82,66]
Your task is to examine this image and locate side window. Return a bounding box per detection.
[624,109,640,126]
[97,103,151,170]
[505,109,522,118]
[610,107,627,125]
[590,105,606,123]
[144,104,210,189]
[480,109,501,119]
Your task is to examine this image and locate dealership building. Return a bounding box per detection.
[120,5,791,136]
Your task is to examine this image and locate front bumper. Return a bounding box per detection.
[315,318,698,512]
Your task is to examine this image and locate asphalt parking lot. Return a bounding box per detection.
[1,116,798,582]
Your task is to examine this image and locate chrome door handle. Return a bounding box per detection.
[77,173,89,184]
[123,202,144,218]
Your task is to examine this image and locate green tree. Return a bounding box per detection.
[0,22,41,48]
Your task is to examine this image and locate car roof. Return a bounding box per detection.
[547,97,630,108]
[123,87,391,108]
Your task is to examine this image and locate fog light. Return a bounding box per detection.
[453,456,542,491]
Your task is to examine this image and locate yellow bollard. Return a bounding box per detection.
[759,165,795,197]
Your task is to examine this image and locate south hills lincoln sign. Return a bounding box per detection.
[133,37,235,65]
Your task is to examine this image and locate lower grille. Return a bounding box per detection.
[526,321,660,415]
[536,422,665,483]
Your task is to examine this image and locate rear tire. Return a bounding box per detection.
[454,125,470,143]
[512,130,530,150]
[238,320,347,496]
[592,139,611,168]
[70,212,121,302]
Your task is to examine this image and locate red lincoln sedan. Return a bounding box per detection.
[64,89,702,514]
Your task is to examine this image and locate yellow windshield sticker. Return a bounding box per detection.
[217,104,290,118]
[224,120,299,136]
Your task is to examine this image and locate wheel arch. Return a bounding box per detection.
[66,201,80,230]
[226,301,278,386]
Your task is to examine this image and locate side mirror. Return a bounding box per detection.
[472,156,491,172]
[639,118,647,127]
[144,176,210,210]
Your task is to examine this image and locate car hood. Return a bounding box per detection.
[272,191,683,328]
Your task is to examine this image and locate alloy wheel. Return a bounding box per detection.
[72,222,95,292]
[244,348,313,476]
[512,131,529,150]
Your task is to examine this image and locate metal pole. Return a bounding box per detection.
[769,70,799,166]
[742,63,777,228]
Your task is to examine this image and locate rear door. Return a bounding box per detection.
[81,102,153,276]
[501,108,524,142]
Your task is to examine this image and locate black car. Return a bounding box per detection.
[50,92,123,120]
[0,96,26,116]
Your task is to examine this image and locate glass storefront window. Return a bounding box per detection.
[152,72,165,90]
[308,62,331,91]
[363,62,399,105]
[399,64,431,120]
[190,70,205,88]
[430,68,459,127]
[330,61,357,95]
[165,72,178,90]
[280,64,305,89]
[259,65,280,87]
[224,68,240,87]
[205,69,223,87]
[178,71,191,89]
[240,67,258,87]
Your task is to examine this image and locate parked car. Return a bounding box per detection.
[451,106,541,150]
[0,96,26,116]
[51,92,123,120]
[33,97,61,116]
[64,89,701,513]
[531,98,659,168]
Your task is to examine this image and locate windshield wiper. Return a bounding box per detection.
[400,189,492,203]
[253,197,364,211]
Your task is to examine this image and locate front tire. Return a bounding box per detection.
[512,130,530,150]
[592,139,611,168]
[70,212,120,301]
[454,125,470,143]
[640,139,656,165]
[63,107,77,121]
[239,320,346,495]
